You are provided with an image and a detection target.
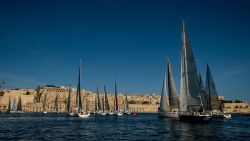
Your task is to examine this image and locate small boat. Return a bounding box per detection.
[123,92,131,115]
[68,112,74,116]
[78,112,90,118]
[211,111,231,119]
[101,112,107,116]
[117,112,123,116]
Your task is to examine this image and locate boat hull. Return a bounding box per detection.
[179,114,211,123]
[159,111,178,118]
[212,113,231,119]
[78,113,90,118]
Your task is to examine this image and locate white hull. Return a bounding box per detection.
[224,114,231,119]
[117,113,123,116]
[159,111,178,118]
[101,112,107,116]
[68,112,75,116]
[43,111,47,114]
[9,111,23,114]
[78,113,90,118]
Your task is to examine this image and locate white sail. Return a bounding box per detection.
[167,60,179,109]
[11,98,17,111]
[179,20,201,112]
[159,63,170,112]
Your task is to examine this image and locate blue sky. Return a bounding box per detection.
[0,0,250,102]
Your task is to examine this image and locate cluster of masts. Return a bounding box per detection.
[41,59,131,118]
[159,20,231,122]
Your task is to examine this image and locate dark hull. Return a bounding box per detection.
[179,115,211,123]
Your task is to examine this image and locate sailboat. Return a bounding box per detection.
[178,20,211,122]
[95,85,102,114]
[8,97,18,114]
[123,93,130,115]
[159,61,178,118]
[74,59,90,118]
[114,81,122,116]
[205,64,231,119]
[104,86,111,115]
[43,94,47,114]
[93,92,97,114]
[67,88,74,116]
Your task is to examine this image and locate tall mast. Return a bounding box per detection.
[66,88,71,112]
[76,59,82,113]
[179,19,201,111]
[96,85,101,111]
[8,96,11,112]
[180,19,189,112]
[114,80,118,111]
[104,86,110,111]
[94,93,97,112]
[43,94,47,112]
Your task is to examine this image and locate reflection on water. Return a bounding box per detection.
[0,113,249,140]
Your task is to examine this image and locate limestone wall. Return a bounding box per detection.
[0,86,161,112]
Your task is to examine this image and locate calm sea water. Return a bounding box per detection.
[0,113,249,140]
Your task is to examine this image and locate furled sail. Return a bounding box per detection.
[167,60,179,109]
[66,88,71,112]
[159,63,170,112]
[96,85,101,111]
[94,93,97,112]
[102,94,105,112]
[7,96,11,112]
[205,64,220,110]
[76,60,83,113]
[114,81,119,111]
[104,86,110,111]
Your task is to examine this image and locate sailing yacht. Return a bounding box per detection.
[74,59,90,118]
[104,86,111,115]
[205,64,231,119]
[67,88,74,116]
[8,96,23,114]
[113,81,122,116]
[9,97,17,113]
[159,62,178,118]
[178,20,211,122]
[43,94,47,114]
[123,93,130,115]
